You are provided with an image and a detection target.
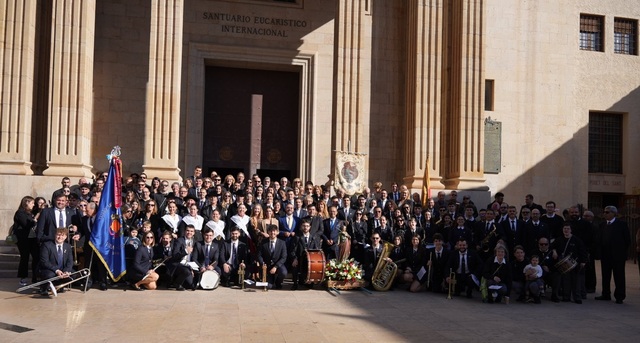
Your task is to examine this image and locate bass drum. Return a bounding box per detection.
[200,270,220,290]
[305,250,326,284]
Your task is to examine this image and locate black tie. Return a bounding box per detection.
[304,236,308,246]
[461,254,467,274]
[58,210,64,228]
[57,245,64,270]
[511,220,516,232]
[437,252,440,260]
[232,243,238,267]
[204,244,210,266]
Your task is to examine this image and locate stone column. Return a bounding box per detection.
[441,0,486,189]
[333,0,371,156]
[42,0,95,177]
[142,0,183,181]
[0,0,37,175]
[403,0,446,191]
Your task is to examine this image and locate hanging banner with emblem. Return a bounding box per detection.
[334,151,368,196]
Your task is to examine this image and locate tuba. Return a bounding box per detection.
[371,242,398,291]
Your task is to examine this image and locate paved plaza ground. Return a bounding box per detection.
[1,261,639,342]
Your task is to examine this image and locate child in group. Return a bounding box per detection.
[124,227,141,262]
[524,255,544,304]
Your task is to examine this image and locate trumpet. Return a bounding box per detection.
[262,263,268,292]
[447,269,457,299]
[238,260,245,290]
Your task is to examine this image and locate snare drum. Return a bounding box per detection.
[200,270,220,290]
[305,250,326,284]
[554,254,578,274]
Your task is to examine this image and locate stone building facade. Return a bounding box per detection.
[1,0,639,229]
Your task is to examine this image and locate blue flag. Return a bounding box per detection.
[89,154,126,281]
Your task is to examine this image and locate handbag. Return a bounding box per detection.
[5,223,18,245]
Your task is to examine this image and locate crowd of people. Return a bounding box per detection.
[11,166,635,305]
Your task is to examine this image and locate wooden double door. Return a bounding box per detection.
[203,66,300,181]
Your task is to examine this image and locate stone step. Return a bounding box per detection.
[0,241,22,278]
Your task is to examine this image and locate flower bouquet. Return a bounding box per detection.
[325,258,365,289]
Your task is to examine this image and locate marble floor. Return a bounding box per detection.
[1,261,639,342]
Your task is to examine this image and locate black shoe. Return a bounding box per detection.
[58,287,66,293]
[39,288,50,297]
[291,284,298,290]
[534,297,542,304]
[615,299,623,304]
[586,289,596,293]
[223,281,231,288]
[581,295,587,300]
[275,284,283,290]
[561,298,570,302]
[466,292,473,299]
[574,299,582,304]
[132,284,144,291]
[176,286,185,291]
[595,295,611,301]
[99,283,108,291]
[551,297,560,303]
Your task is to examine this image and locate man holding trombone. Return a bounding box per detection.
[38,227,75,297]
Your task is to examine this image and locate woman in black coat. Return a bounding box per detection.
[13,196,39,285]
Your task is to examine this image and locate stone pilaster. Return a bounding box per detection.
[403,0,446,191]
[0,0,37,175]
[333,0,371,156]
[441,0,486,189]
[42,0,95,177]
[143,0,183,181]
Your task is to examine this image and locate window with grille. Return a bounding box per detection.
[614,17,637,55]
[589,112,622,174]
[580,14,604,52]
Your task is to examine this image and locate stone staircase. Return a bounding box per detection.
[0,241,21,279]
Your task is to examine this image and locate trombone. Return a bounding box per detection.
[16,268,91,296]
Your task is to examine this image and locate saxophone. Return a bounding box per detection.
[481,225,498,252]
[371,242,398,291]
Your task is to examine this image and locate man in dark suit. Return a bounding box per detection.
[293,198,307,219]
[289,220,322,289]
[338,196,355,222]
[446,239,482,298]
[37,194,77,243]
[154,230,191,290]
[523,209,550,256]
[192,227,222,289]
[595,206,631,304]
[501,205,526,253]
[363,232,384,284]
[322,206,344,260]
[220,226,249,287]
[519,194,544,220]
[258,224,287,289]
[303,203,324,241]
[425,233,450,293]
[38,227,75,296]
